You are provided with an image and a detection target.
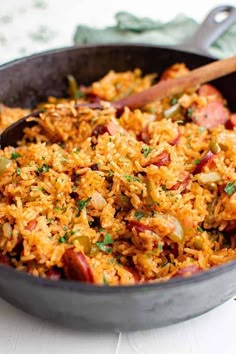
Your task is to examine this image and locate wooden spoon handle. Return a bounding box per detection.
[114,55,236,110]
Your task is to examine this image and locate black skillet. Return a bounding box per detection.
[0,6,236,331]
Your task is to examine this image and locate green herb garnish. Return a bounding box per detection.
[37,163,50,174]
[193,159,200,165]
[141,146,154,158]
[161,185,167,191]
[198,126,206,134]
[16,168,21,176]
[158,243,163,251]
[77,197,91,211]
[224,182,236,196]
[11,152,21,160]
[123,175,141,183]
[103,233,114,245]
[187,107,193,117]
[96,233,114,253]
[59,232,68,243]
[134,211,143,221]
[171,97,178,105]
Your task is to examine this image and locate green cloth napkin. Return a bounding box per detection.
[74,11,236,58]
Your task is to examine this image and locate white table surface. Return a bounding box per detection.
[0,0,236,353]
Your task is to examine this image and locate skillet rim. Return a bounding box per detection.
[0,43,235,294]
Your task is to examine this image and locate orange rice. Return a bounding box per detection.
[0,65,235,285]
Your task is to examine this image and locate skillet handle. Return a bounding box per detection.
[177,5,236,55]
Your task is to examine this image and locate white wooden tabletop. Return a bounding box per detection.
[0,1,236,353]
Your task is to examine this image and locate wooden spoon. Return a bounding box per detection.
[1,55,236,149]
[113,55,236,110]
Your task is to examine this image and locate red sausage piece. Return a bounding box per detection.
[63,250,94,283]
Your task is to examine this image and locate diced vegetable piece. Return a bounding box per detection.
[116,195,132,211]
[209,140,221,154]
[164,104,181,118]
[63,249,94,283]
[67,75,85,100]
[143,151,170,168]
[0,157,10,175]
[90,244,100,256]
[196,172,221,185]
[67,75,78,99]
[192,102,229,128]
[193,151,214,175]
[167,217,185,243]
[90,191,106,210]
[173,265,201,278]
[194,236,203,250]
[74,236,91,255]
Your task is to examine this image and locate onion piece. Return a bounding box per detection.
[90,191,106,210]
[167,216,185,243]
[195,171,221,185]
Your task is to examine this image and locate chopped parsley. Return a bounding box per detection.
[103,233,114,245]
[193,159,200,165]
[58,232,69,243]
[77,197,91,211]
[161,185,167,191]
[16,168,21,176]
[11,152,21,160]
[171,97,178,105]
[37,163,50,174]
[123,175,141,183]
[224,182,236,196]
[198,126,206,134]
[158,243,163,251]
[96,233,114,253]
[134,211,143,221]
[141,146,154,158]
[187,107,193,117]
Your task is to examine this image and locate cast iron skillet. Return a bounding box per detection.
[0,6,236,331]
